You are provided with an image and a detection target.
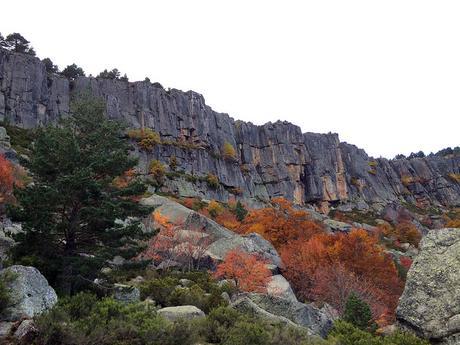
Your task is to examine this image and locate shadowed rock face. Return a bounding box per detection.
[1,48,459,210]
[396,228,460,344]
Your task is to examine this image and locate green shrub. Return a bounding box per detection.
[140,272,230,313]
[0,122,36,156]
[383,331,430,345]
[343,293,375,331]
[203,306,242,343]
[140,276,179,305]
[223,320,271,345]
[34,293,201,345]
[328,321,430,345]
[329,321,380,345]
[31,291,429,345]
[234,201,248,221]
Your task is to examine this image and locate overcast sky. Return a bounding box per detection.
[2,0,459,158]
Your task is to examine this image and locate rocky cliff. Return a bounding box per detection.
[1,48,459,211]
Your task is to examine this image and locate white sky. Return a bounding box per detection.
[2,0,459,158]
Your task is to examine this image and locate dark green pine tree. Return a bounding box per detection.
[343,292,375,331]
[3,33,36,55]
[234,201,248,222]
[9,96,151,295]
[61,63,86,80]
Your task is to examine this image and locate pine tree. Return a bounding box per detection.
[234,201,248,221]
[9,96,151,295]
[61,63,86,80]
[42,57,59,73]
[3,33,35,55]
[343,292,374,330]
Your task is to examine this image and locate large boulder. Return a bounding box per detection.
[231,293,334,337]
[0,265,58,321]
[396,228,460,344]
[157,305,205,321]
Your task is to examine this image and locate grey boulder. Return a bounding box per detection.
[231,293,334,337]
[0,265,57,321]
[157,305,205,321]
[396,228,460,344]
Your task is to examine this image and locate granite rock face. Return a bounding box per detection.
[231,293,334,337]
[1,48,459,210]
[396,228,460,344]
[0,265,58,321]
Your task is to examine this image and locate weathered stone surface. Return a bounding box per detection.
[141,195,282,267]
[266,274,297,302]
[13,319,36,341]
[396,228,460,344]
[0,321,14,338]
[231,293,333,337]
[231,296,302,329]
[323,219,353,233]
[0,265,57,321]
[113,283,140,304]
[157,305,205,321]
[0,127,10,149]
[0,48,459,210]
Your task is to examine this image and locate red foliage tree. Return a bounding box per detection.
[214,249,271,293]
[0,154,14,205]
[281,229,403,322]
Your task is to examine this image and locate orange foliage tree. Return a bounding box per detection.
[280,229,403,322]
[379,221,422,247]
[0,154,14,206]
[238,197,323,249]
[214,249,271,293]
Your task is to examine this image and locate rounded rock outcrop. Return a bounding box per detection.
[396,228,460,344]
[0,265,58,321]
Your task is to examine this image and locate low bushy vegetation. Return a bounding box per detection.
[0,121,36,156]
[222,141,236,161]
[31,290,428,345]
[206,173,220,189]
[128,128,162,150]
[139,271,235,313]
